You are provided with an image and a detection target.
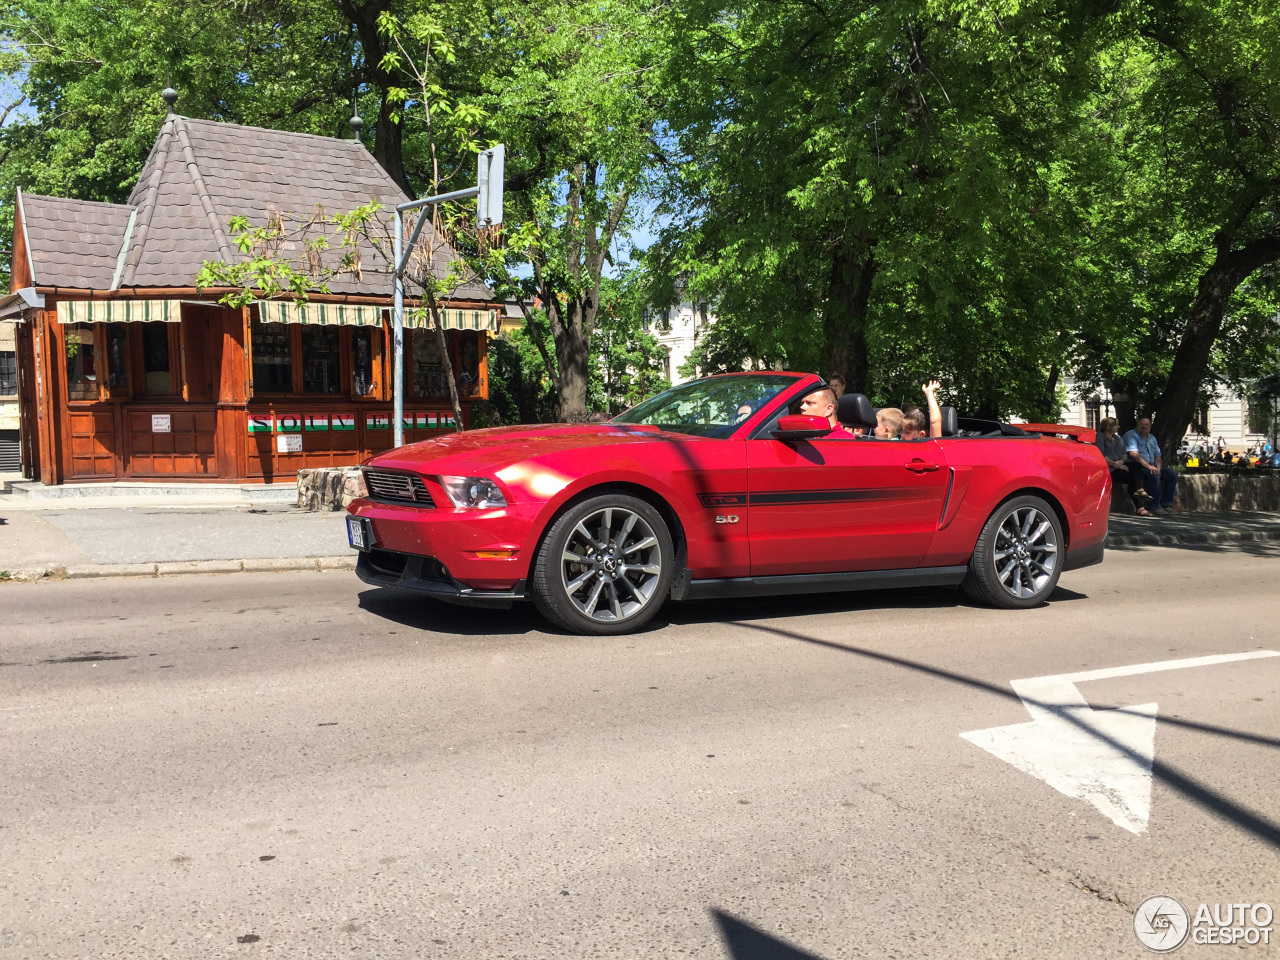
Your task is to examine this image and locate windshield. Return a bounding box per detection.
[613,375,800,438]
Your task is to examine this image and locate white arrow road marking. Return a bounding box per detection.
[961,650,1280,835]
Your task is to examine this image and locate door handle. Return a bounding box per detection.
[906,460,940,472]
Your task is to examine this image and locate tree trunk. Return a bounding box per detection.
[1151,234,1280,465]
[1108,378,1137,434]
[332,0,410,194]
[553,299,591,421]
[824,239,877,394]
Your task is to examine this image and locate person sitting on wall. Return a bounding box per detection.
[1096,417,1152,516]
[1124,416,1178,515]
[800,388,856,439]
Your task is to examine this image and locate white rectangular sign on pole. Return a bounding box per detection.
[476,146,504,227]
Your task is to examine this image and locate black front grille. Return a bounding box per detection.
[364,469,434,506]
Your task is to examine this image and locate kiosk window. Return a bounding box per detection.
[301,326,341,394]
[65,324,98,401]
[251,319,293,393]
[409,328,448,398]
[105,324,129,389]
[459,330,481,397]
[141,322,172,394]
[352,328,378,397]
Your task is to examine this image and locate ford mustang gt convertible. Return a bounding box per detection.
[346,373,1109,635]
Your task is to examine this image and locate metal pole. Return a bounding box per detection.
[393,207,405,449]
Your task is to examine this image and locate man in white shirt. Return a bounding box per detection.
[1124,417,1178,514]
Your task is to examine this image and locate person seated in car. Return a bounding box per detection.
[874,406,904,439]
[800,388,856,439]
[829,375,846,399]
[900,381,944,440]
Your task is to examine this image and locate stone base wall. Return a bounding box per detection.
[1111,472,1280,514]
[297,467,367,512]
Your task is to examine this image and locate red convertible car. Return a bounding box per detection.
[346,373,1109,634]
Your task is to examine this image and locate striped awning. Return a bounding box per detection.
[255,301,385,326]
[404,307,498,331]
[256,301,496,331]
[56,299,181,323]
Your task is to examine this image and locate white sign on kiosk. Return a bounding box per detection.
[151,414,171,433]
[277,433,302,454]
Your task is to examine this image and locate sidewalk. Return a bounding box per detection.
[0,488,355,581]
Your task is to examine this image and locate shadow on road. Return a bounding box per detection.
[712,910,827,960]
[358,582,1086,639]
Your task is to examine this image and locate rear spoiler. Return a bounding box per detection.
[1018,423,1097,444]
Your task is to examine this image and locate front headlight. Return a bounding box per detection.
[439,476,508,509]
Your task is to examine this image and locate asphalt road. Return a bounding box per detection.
[1,542,1278,959]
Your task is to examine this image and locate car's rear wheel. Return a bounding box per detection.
[962,494,1063,609]
[532,494,674,635]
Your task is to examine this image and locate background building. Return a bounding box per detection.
[1058,377,1273,450]
[643,298,712,384]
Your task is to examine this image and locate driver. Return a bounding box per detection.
[799,388,856,439]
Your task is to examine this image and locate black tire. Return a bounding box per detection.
[962,494,1064,609]
[531,494,674,635]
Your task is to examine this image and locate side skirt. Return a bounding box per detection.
[682,565,969,602]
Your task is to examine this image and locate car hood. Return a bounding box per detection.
[366,422,703,476]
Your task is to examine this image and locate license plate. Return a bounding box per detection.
[346,516,371,551]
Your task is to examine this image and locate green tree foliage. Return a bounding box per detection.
[0,0,354,206]
[655,0,1090,416]
[1063,1,1280,456]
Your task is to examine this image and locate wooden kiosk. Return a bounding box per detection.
[1,113,497,485]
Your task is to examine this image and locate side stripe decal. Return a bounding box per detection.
[698,489,927,508]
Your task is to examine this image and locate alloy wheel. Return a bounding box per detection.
[993,505,1059,599]
[560,507,664,623]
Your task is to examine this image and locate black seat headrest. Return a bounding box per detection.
[939,405,958,437]
[837,393,876,428]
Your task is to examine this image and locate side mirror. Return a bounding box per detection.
[771,415,833,441]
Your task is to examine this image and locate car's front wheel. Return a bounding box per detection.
[963,494,1063,608]
[531,494,674,635]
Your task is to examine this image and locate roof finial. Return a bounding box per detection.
[349,90,363,139]
[161,85,178,116]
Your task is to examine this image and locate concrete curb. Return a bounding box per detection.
[1,555,357,583]
[1107,528,1280,548]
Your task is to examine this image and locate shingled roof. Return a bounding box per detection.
[16,115,493,301]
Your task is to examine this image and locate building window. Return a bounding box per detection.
[301,325,342,394]
[105,324,129,389]
[352,328,379,397]
[64,324,98,401]
[409,328,449,398]
[0,351,16,396]
[459,330,481,397]
[251,319,294,393]
[1084,399,1100,430]
[141,322,173,395]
